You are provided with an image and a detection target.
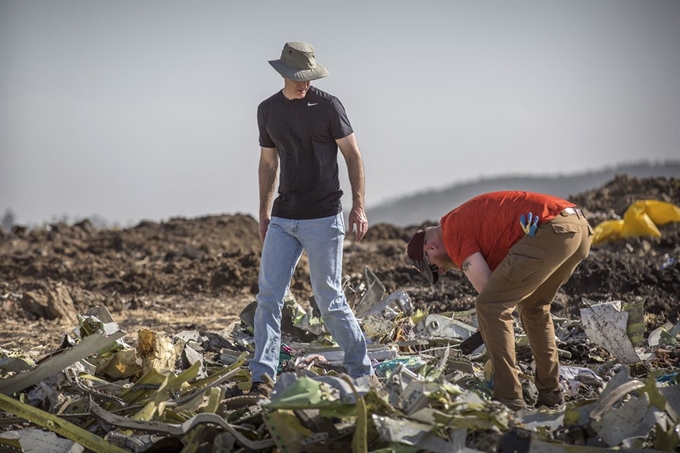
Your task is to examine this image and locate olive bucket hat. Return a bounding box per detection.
[269,42,330,81]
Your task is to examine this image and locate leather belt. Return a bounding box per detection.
[562,206,584,217]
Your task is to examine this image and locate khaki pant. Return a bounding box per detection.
[476,210,593,401]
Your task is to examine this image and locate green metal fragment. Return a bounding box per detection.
[342,376,367,453]
[0,393,128,453]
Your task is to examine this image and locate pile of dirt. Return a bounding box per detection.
[1,175,679,350]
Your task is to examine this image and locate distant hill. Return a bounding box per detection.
[365,161,680,227]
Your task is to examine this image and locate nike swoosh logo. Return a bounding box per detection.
[307,102,318,106]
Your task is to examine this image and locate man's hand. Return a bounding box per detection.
[259,217,270,243]
[348,206,368,242]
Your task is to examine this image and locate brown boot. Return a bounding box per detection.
[536,388,564,407]
[495,397,527,411]
[248,381,273,398]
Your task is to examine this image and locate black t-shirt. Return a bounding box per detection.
[257,86,354,220]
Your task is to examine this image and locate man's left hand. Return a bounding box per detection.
[348,206,368,242]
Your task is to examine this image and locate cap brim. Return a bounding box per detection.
[268,60,329,81]
[408,258,440,285]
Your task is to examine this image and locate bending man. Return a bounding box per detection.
[406,191,592,410]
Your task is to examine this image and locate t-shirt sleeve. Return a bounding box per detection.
[257,103,276,148]
[456,233,480,268]
[442,211,481,268]
[329,98,354,140]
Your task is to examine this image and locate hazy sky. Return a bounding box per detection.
[1,0,679,226]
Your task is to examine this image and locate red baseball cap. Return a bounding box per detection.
[406,230,439,285]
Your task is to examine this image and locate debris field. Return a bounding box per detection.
[1,174,680,452]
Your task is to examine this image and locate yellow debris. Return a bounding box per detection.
[592,200,680,246]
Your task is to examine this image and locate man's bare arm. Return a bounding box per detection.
[461,252,492,293]
[337,133,368,242]
[258,146,278,242]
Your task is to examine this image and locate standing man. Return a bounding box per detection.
[249,42,374,395]
[406,191,592,410]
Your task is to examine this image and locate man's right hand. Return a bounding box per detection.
[259,218,270,243]
[348,205,368,242]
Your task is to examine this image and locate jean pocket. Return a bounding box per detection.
[334,213,346,236]
[508,244,546,283]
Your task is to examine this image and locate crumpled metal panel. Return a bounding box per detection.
[580,301,641,364]
[0,428,83,453]
[415,314,477,341]
[0,332,125,395]
[591,392,665,447]
[372,414,459,453]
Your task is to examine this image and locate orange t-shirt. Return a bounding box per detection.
[441,191,575,271]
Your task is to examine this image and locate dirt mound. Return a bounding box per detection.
[1,175,679,350]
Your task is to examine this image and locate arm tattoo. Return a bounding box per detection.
[462,260,471,273]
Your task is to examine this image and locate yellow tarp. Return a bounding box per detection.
[592,200,680,246]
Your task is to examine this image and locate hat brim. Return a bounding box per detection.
[269,60,329,81]
[408,257,440,286]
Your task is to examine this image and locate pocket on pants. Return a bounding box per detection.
[550,223,580,235]
[334,213,346,237]
[508,243,546,283]
[551,219,593,237]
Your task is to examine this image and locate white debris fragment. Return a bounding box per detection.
[580,301,641,364]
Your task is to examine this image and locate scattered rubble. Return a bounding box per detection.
[1,275,680,452]
[1,174,679,451]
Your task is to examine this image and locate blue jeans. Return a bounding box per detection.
[249,213,373,382]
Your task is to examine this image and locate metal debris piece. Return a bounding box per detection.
[372,414,456,453]
[64,367,127,407]
[343,375,368,453]
[180,344,204,371]
[356,289,414,320]
[648,322,675,347]
[137,329,178,374]
[375,356,427,378]
[415,314,477,342]
[297,343,398,367]
[89,399,275,450]
[268,374,361,411]
[0,428,83,453]
[580,301,641,363]
[590,379,646,421]
[518,408,565,431]
[0,350,35,375]
[96,348,142,380]
[460,331,484,354]
[352,265,387,317]
[592,391,664,447]
[0,332,125,395]
[0,433,23,452]
[622,298,646,347]
[560,365,604,395]
[0,392,127,453]
[263,410,312,453]
[361,315,395,341]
